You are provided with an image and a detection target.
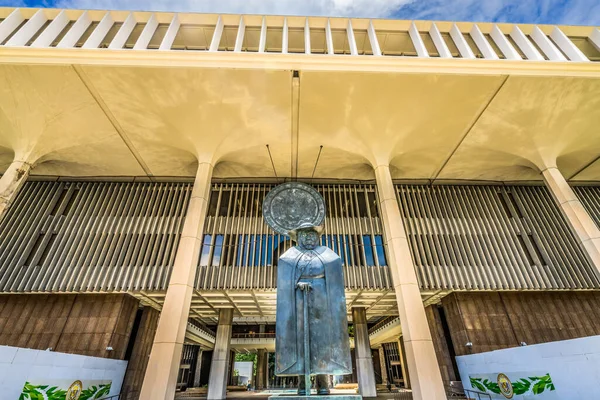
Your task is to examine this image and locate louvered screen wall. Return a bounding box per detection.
[573,186,600,229]
[196,183,392,290]
[0,181,192,292]
[396,185,599,290]
[1,181,598,293]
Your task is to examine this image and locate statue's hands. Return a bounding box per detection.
[296,282,312,291]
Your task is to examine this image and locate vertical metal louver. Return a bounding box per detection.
[0,181,192,292]
[396,185,598,290]
[573,186,600,229]
[196,183,392,290]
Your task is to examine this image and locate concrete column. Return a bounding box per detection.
[352,307,377,398]
[543,167,600,277]
[265,352,270,388]
[193,349,203,387]
[397,338,410,389]
[207,308,234,400]
[374,165,445,400]
[0,159,33,222]
[378,347,388,384]
[256,349,266,390]
[139,162,213,400]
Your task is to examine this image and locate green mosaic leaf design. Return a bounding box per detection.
[20,382,112,400]
[470,373,555,397]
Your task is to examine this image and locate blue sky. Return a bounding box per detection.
[2,0,600,26]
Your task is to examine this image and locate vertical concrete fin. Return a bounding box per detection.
[209,15,223,52]
[429,22,452,58]
[159,13,180,51]
[450,23,475,59]
[347,19,358,55]
[5,9,47,46]
[57,10,92,48]
[234,16,245,52]
[409,21,429,57]
[31,9,69,48]
[108,12,136,49]
[82,11,114,49]
[133,13,159,50]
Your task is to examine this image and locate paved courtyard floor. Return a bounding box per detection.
[176,389,414,399]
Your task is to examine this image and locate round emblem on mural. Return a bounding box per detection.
[497,373,514,399]
[263,182,325,236]
[66,380,83,400]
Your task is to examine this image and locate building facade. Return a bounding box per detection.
[1,6,600,400]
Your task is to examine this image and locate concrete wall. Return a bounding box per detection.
[457,335,600,399]
[442,291,600,356]
[0,294,139,359]
[0,345,127,400]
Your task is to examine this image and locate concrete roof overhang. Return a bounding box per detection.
[1,47,600,182]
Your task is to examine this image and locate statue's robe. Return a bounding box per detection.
[275,245,352,376]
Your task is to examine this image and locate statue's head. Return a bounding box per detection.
[289,222,322,250]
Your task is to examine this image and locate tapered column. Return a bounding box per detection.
[378,347,388,384]
[193,349,203,387]
[256,349,266,390]
[208,308,234,399]
[543,167,600,276]
[0,159,33,222]
[139,162,213,400]
[352,307,377,398]
[374,165,445,400]
[397,338,410,389]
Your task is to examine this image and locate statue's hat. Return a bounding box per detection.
[288,222,323,242]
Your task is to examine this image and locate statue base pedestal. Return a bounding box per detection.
[268,396,362,399]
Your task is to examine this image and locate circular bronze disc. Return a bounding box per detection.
[263,182,325,235]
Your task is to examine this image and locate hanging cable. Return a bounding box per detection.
[266,144,280,183]
[310,145,323,182]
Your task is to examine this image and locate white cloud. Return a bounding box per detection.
[53,0,416,18]
[2,0,598,25]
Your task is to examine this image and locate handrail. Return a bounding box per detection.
[464,388,492,400]
[232,332,276,339]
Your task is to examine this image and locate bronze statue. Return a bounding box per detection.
[263,183,352,396]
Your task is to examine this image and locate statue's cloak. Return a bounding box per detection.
[275,245,352,376]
